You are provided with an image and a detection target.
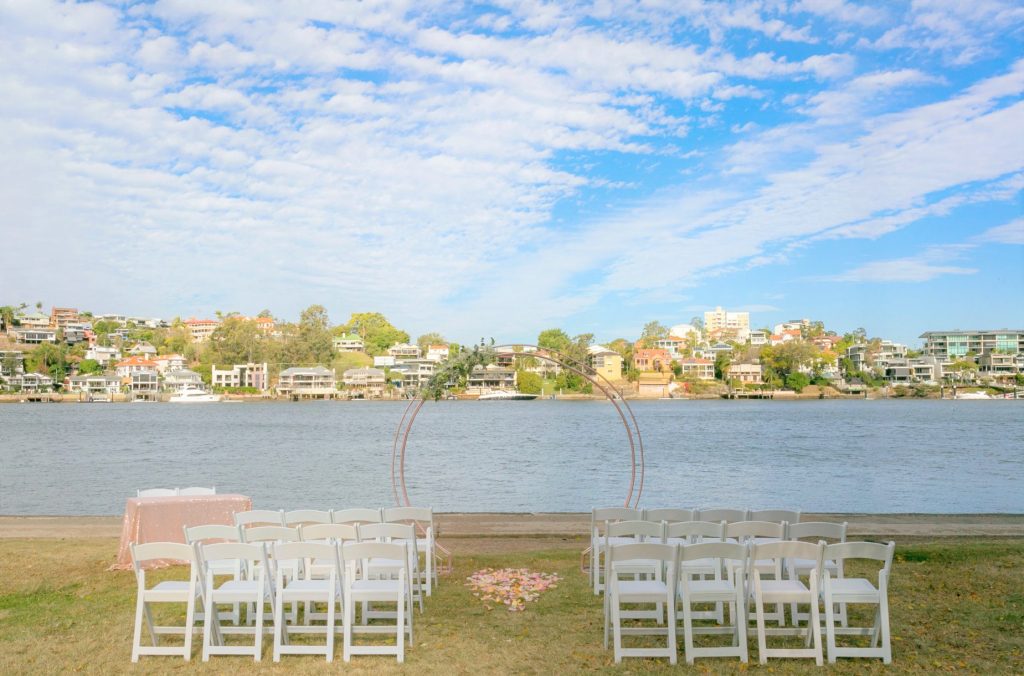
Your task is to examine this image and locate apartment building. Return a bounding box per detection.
[704,306,750,342]
[211,362,269,390]
[277,366,336,396]
[184,318,219,342]
[920,330,1024,359]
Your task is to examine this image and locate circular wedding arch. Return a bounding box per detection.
[390,344,645,509]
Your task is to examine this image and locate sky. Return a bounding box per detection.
[1,1,1022,348]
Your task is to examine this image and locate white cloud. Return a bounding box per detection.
[823,246,978,282]
[976,218,1024,245]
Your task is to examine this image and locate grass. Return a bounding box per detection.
[0,536,1022,673]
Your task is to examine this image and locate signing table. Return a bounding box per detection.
[112,493,252,570]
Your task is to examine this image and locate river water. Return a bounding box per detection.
[0,399,1020,515]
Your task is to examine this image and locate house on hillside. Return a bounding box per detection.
[343,367,386,398]
[211,363,269,390]
[678,357,715,380]
[333,333,365,353]
[633,348,671,373]
[277,366,336,398]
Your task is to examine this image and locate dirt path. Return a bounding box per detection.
[2,512,1023,539]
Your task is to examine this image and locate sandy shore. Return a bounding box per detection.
[2,512,1023,539]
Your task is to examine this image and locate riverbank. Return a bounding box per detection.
[4,512,1024,539]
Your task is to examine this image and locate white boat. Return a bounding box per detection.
[169,386,223,403]
[477,390,539,401]
[955,391,991,400]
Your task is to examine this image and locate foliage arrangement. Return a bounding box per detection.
[465,567,560,612]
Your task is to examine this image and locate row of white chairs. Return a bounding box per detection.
[589,507,803,594]
[138,487,216,497]
[602,538,895,666]
[232,507,438,595]
[131,535,417,663]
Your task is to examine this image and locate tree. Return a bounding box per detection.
[340,312,409,356]
[26,343,68,384]
[714,352,731,380]
[0,306,15,330]
[206,317,262,365]
[298,305,334,364]
[416,332,446,355]
[257,309,273,318]
[639,321,669,348]
[537,328,572,353]
[77,359,102,375]
[516,370,542,394]
[332,351,373,375]
[785,372,810,392]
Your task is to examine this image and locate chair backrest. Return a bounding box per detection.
[679,541,747,566]
[665,520,725,542]
[358,522,417,543]
[825,541,895,569]
[272,541,340,574]
[748,509,800,524]
[751,540,824,566]
[605,519,665,541]
[381,506,433,524]
[201,542,268,566]
[137,488,177,497]
[178,486,216,496]
[789,521,847,543]
[697,508,748,523]
[184,524,241,544]
[608,542,677,565]
[301,523,359,542]
[332,508,382,525]
[234,509,285,527]
[342,541,408,570]
[725,520,786,542]
[592,507,642,526]
[241,525,301,543]
[643,508,695,523]
[131,541,197,570]
[284,509,332,526]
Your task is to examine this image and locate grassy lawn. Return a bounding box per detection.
[1,536,1022,673]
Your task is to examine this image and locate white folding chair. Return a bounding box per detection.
[298,523,360,623]
[644,508,696,524]
[749,509,800,528]
[697,508,748,524]
[201,542,274,661]
[677,542,749,664]
[138,488,178,497]
[341,541,413,663]
[331,508,382,525]
[789,521,848,625]
[381,506,437,595]
[179,486,216,496]
[271,541,344,662]
[604,542,678,664]
[602,520,666,625]
[130,542,202,661]
[822,541,895,664]
[358,522,424,613]
[234,509,285,528]
[284,509,333,526]
[666,521,726,623]
[726,521,787,625]
[749,540,825,665]
[240,527,301,623]
[184,524,243,624]
[590,507,642,594]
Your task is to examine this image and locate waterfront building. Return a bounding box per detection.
[211,362,269,390]
[978,352,1020,376]
[7,372,53,392]
[678,357,715,380]
[749,330,769,346]
[589,347,623,382]
[66,374,121,397]
[847,341,907,372]
[633,348,672,372]
[467,364,516,394]
[164,369,202,391]
[85,345,121,365]
[62,323,91,344]
[343,367,386,398]
[388,342,421,360]
[0,350,26,380]
[426,344,450,362]
[882,356,943,384]
[704,306,750,342]
[11,327,57,344]
[333,333,365,353]
[652,336,685,357]
[277,366,336,397]
[636,372,671,398]
[49,307,80,330]
[726,362,763,384]
[15,310,50,328]
[920,330,1024,359]
[153,354,186,374]
[115,356,158,378]
[373,355,397,367]
[184,318,219,342]
[129,369,159,396]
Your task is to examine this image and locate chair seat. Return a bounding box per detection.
[284,579,331,593]
[685,579,737,598]
[828,577,878,600]
[145,581,194,601]
[351,579,402,594]
[758,579,810,601]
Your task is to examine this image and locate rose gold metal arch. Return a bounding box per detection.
[390,344,645,509]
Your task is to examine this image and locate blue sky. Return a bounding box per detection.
[1,1,1022,347]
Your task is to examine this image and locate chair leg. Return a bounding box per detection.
[184,594,196,660]
[824,582,837,663]
[202,593,214,662]
[810,590,823,666]
[880,595,892,664]
[611,584,623,663]
[755,578,768,664]
[397,592,406,663]
[343,594,353,662]
[254,595,264,661]
[682,595,695,665]
[326,593,336,662]
[737,588,749,663]
[131,595,145,662]
[273,593,283,662]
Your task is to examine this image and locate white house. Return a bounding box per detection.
[211,363,269,390]
[277,366,336,397]
[333,333,365,353]
[426,344,450,362]
[153,354,187,374]
[85,345,121,366]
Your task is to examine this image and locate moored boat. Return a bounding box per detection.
[477,390,539,401]
[169,386,223,403]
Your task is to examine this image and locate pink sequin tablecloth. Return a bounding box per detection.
[112,494,251,570]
